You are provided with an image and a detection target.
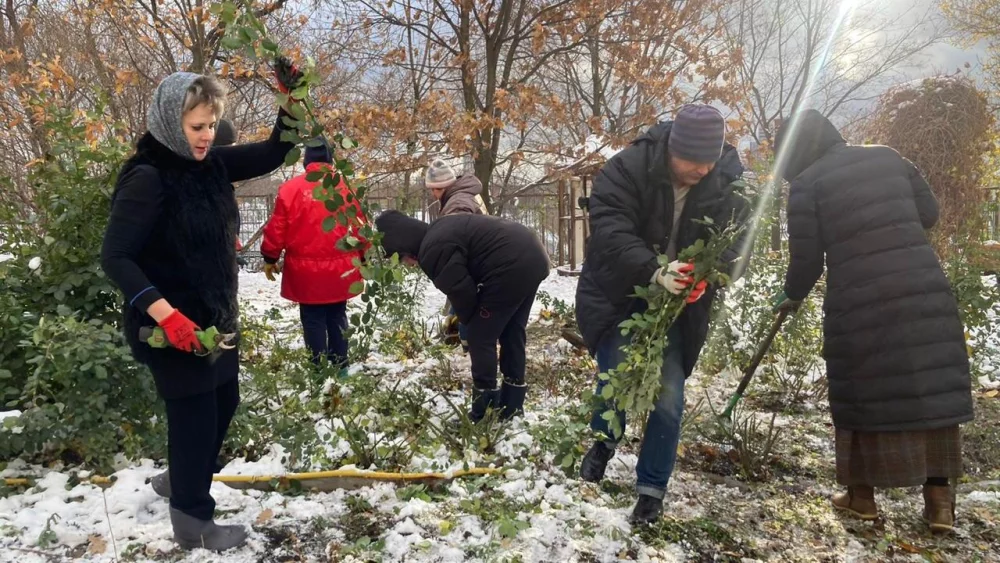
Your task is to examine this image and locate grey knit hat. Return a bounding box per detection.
[667,104,726,164]
[147,72,201,160]
[425,159,457,189]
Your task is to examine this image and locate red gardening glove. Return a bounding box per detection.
[273,55,304,98]
[686,280,708,304]
[158,310,205,353]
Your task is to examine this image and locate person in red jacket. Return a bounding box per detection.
[260,137,366,368]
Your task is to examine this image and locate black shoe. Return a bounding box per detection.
[629,494,663,525]
[499,380,528,420]
[579,441,615,483]
[469,388,501,423]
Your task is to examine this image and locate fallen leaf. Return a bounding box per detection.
[984,389,998,398]
[898,541,920,554]
[87,534,107,555]
[256,508,274,524]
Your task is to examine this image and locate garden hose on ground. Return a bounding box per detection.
[3,467,503,492]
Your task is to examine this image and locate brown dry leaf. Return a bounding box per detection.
[898,541,920,554]
[87,534,107,555]
[984,389,998,398]
[256,508,274,524]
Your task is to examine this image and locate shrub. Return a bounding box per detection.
[0,315,165,472]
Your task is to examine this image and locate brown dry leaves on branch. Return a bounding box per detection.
[866,75,996,258]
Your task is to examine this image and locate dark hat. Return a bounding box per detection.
[375,210,428,259]
[213,119,237,146]
[305,136,332,166]
[667,104,726,163]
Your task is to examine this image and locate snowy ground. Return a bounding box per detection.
[1,271,998,562]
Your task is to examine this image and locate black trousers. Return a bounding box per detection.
[465,290,537,390]
[164,377,240,521]
[299,302,349,367]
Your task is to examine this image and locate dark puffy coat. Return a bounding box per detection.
[101,112,293,400]
[776,109,972,432]
[376,211,550,323]
[575,121,750,377]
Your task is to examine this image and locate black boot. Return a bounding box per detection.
[469,388,501,423]
[580,441,615,483]
[629,494,664,525]
[499,380,528,420]
[170,507,248,551]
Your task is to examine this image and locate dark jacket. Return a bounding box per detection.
[376,211,549,323]
[101,111,293,400]
[439,175,488,216]
[776,109,972,431]
[575,121,749,377]
[419,215,549,322]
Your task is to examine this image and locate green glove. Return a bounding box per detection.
[771,291,802,314]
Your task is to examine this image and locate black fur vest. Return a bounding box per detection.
[113,133,239,363]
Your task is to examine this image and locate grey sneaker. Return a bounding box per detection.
[169,508,248,551]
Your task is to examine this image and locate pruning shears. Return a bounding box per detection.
[138,326,238,365]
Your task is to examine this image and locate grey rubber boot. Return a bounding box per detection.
[151,470,171,498]
[170,508,248,551]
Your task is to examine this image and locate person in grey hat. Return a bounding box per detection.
[101,69,299,550]
[574,103,752,524]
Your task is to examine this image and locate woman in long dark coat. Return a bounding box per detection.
[101,72,295,550]
[772,110,973,533]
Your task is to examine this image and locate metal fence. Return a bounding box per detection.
[235,189,569,271]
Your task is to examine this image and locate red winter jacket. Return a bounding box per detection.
[261,163,367,304]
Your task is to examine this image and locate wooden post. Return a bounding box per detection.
[557,179,566,267]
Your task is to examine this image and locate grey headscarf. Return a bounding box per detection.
[147,72,201,160]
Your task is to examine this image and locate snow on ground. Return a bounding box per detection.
[2,271,999,562]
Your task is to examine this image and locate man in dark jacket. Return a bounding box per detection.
[375,211,550,421]
[771,109,973,532]
[575,104,750,524]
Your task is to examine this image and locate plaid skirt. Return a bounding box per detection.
[835,426,963,488]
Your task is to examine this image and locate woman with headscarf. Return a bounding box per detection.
[101,71,296,550]
[771,109,973,533]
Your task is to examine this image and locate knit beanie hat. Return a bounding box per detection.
[304,136,332,166]
[667,104,726,164]
[213,119,236,146]
[375,210,428,259]
[425,159,457,189]
[147,71,201,159]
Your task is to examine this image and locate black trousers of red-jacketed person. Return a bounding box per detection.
[164,377,240,521]
[465,291,537,390]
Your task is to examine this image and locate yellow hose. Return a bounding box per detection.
[3,467,501,488]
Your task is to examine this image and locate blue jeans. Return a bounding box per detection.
[590,322,686,499]
[299,302,349,368]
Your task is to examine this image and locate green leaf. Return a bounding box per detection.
[94,365,107,379]
[341,137,357,150]
[306,170,325,182]
[312,186,326,200]
[261,38,279,52]
[324,199,341,213]
[322,216,337,232]
[349,281,365,294]
[600,385,614,400]
[220,36,243,50]
[284,147,301,166]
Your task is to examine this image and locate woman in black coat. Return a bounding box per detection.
[773,110,973,533]
[101,72,295,550]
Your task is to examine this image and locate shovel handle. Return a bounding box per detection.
[733,308,790,398]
